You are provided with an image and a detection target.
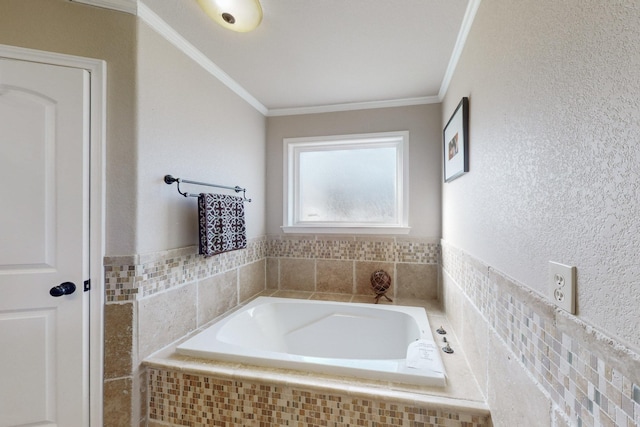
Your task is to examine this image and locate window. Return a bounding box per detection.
[283,131,410,234]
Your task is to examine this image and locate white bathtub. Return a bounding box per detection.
[176,296,447,387]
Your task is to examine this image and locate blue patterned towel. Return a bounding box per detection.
[198,193,247,257]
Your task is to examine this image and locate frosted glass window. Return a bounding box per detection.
[299,147,396,222]
[283,132,410,234]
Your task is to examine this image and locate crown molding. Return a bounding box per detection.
[69,0,137,14]
[137,2,269,115]
[69,0,479,115]
[267,96,441,117]
[70,0,268,115]
[438,0,482,100]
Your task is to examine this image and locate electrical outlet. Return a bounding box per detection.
[548,261,576,314]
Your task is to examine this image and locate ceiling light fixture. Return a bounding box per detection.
[197,0,263,33]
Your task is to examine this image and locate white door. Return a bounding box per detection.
[0,58,90,426]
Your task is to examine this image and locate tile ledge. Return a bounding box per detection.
[142,353,490,416]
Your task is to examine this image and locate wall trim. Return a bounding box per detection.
[69,0,137,14]
[69,0,477,115]
[438,0,482,100]
[137,2,269,116]
[0,43,106,427]
[267,96,441,117]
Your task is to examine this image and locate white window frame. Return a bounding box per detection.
[283,131,410,234]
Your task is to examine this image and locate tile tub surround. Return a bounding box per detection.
[441,241,640,427]
[103,238,268,427]
[104,237,268,303]
[267,235,441,300]
[144,297,491,427]
[146,369,489,427]
[102,235,441,425]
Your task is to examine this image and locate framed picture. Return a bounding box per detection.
[443,97,469,182]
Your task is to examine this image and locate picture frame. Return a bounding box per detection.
[443,97,469,182]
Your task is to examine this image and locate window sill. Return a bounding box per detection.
[281,226,411,235]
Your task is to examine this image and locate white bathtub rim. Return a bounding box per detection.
[176,296,447,387]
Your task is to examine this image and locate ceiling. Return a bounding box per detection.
[139,0,474,115]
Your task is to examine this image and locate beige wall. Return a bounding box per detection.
[101,18,268,427]
[441,1,640,426]
[442,0,640,352]
[265,104,442,238]
[1,2,268,425]
[135,22,266,254]
[0,0,138,255]
[0,0,267,256]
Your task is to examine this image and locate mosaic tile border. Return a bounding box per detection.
[104,236,439,302]
[268,235,441,264]
[104,237,267,302]
[147,368,491,427]
[441,241,640,427]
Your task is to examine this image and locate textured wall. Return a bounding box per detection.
[0,0,138,255]
[136,23,266,254]
[442,0,640,351]
[265,104,442,238]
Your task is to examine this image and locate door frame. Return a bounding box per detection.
[0,43,106,427]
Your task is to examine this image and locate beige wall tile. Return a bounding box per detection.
[441,269,464,335]
[272,290,313,299]
[396,263,438,300]
[136,367,147,427]
[266,257,279,289]
[239,259,266,302]
[138,283,197,360]
[197,270,237,327]
[255,289,278,297]
[104,302,134,379]
[487,334,551,427]
[460,298,489,399]
[103,377,132,427]
[310,292,353,302]
[316,260,353,293]
[280,258,315,291]
[350,294,377,304]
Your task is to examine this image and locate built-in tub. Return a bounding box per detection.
[177,296,447,387]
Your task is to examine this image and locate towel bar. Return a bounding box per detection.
[164,174,251,202]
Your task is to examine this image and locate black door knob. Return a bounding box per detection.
[50,282,76,297]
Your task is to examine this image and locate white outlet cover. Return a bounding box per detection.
[548,261,576,314]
